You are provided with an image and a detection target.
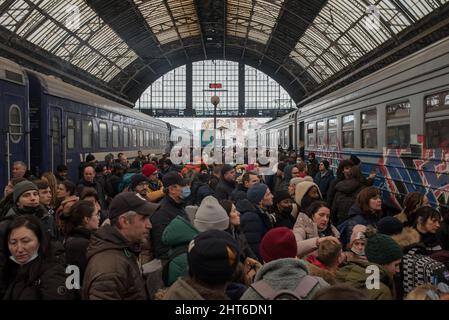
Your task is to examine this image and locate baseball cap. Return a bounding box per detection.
[109,192,159,220]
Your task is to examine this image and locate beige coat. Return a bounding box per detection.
[293,212,340,258]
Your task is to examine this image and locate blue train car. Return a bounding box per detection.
[0,58,29,192]
[25,70,170,182]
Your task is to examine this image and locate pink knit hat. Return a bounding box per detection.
[349,224,367,249]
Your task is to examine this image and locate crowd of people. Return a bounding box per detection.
[0,151,449,300]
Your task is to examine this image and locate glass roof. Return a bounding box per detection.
[134,0,200,45]
[290,0,448,83]
[0,0,138,82]
[227,0,284,45]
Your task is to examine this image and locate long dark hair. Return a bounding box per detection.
[410,206,441,229]
[60,200,96,236]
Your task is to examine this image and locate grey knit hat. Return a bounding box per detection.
[247,183,268,205]
[194,196,229,232]
[13,181,38,203]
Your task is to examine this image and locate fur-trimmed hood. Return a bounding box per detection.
[306,260,337,285]
[392,227,420,250]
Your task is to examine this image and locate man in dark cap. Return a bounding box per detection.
[150,172,189,258]
[215,164,236,201]
[163,230,240,300]
[83,192,159,300]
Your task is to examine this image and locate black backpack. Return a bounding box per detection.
[161,245,188,286]
[250,275,319,300]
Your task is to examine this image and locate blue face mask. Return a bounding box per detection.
[181,186,191,199]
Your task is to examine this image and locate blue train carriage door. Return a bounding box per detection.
[50,107,64,173]
[0,58,28,191]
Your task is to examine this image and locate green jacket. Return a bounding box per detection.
[336,259,395,300]
[161,216,199,286]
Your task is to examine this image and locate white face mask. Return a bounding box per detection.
[350,245,365,257]
[10,249,39,265]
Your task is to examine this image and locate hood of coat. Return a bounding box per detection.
[336,259,393,288]
[235,199,257,214]
[335,178,362,194]
[283,165,296,183]
[306,261,336,285]
[86,225,139,260]
[392,227,421,250]
[294,181,322,207]
[162,215,199,247]
[254,258,309,283]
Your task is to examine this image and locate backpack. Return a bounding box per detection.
[250,275,319,300]
[402,247,449,295]
[161,245,189,286]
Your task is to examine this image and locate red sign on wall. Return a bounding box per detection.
[209,83,222,89]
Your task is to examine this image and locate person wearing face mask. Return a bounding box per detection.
[151,172,190,259]
[293,201,340,258]
[1,215,74,300]
[343,224,368,262]
[273,190,295,229]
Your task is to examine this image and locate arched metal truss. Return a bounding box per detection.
[0,0,448,110]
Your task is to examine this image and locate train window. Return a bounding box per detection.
[387,102,410,149]
[99,122,108,149]
[9,105,22,143]
[112,125,119,148]
[52,116,60,145]
[82,120,93,149]
[67,118,75,149]
[307,123,315,147]
[139,129,144,147]
[123,127,129,148]
[425,90,449,113]
[145,131,150,147]
[361,110,377,149]
[132,128,137,147]
[317,121,325,147]
[426,119,449,148]
[342,115,354,148]
[328,118,337,147]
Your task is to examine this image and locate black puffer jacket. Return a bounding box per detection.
[331,179,364,224]
[151,195,188,259]
[64,227,93,283]
[2,254,73,300]
[215,179,236,201]
[227,226,257,262]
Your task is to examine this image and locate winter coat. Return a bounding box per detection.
[162,277,229,300]
[314,170,335,201]
[227,226,257,261]
[161,216,199,286]
[305,255,337,285]
[238,200,274,261]
[215,179,236,201]
[280,165,296,191]
[240,258,328,300]
[82,225,147,300]
[147,179,165,203]
[0,195,13,219]
[274,209,296,229]
[2,255,74,300]
[230,184,248,202]
[191,181,215,205]
[307,159,319,179]
[105,174,122,198]
[64,227,93,283]
[293,212,340,258]
[438,222,449,251]
[151,195,188,259]
[336,259,395,300]
[331,179,364,224]
[342,204,381,248]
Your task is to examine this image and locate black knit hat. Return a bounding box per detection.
[221,164,234,177]
[188,230,240,284]
[273,190,291,205]
[130,174,149,190]
[377,216,403,236]
[365,231,403,265]
[85,154,96,162]
[162,171,185,188]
